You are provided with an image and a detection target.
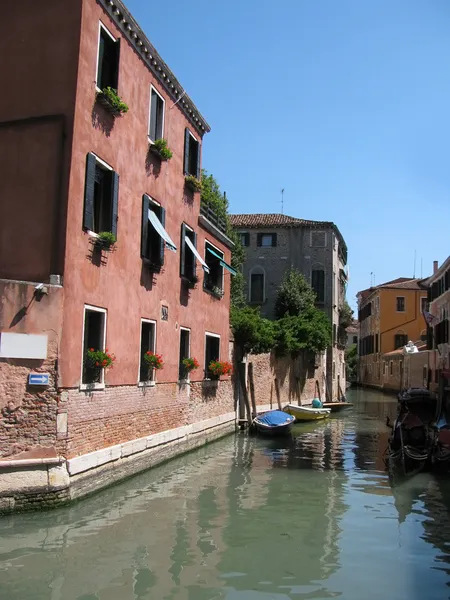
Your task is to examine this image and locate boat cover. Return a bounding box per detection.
[257,410,293,426]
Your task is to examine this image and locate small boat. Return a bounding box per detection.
[321,401,354,413]
[282,404,331,422]
[386,388,439,479]
[253,410,295,436]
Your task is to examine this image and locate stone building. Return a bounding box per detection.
[0,0,236,512]
[230,213,348,401]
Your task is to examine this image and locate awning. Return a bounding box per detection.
[185,236,210,273]
[148,209,177,252]
[206,247,237,276]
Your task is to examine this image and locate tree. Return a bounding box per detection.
[345,343,357,381]
[274,269,316,318]
[275,309,332,357]
[231,307,276,357]
[339,300,354,329]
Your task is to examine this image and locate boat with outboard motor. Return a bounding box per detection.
[253,410,295,436]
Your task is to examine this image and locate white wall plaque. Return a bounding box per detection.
[0,333,48,359]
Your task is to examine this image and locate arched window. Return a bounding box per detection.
[249,266,265,303]
[394,330,407,349]
[311,265,325,303]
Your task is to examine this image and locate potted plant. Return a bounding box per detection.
[85,347,116,382]
[185,174,202,192]
[182,357,200,379]
[97,86,129,116]
[149,138,173,161]
[211,285,224,297]
[143,351,164,380]
[208,360,233,379]
[94,231,117,251]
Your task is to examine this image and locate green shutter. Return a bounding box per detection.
[141,194,150,258]
[83,153,96,231]
[196,142,201,180]
[159,206,166,265]
[183,129,190,175]
[111,171,119,237]
[180,223,186,277]
[192,230,198,277]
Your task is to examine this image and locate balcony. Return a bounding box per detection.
[200,203,227,236]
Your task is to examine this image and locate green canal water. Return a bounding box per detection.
[2,389,450,600]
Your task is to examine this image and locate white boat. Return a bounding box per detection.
[282,404,331,422]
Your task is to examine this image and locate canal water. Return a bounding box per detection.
[2,389,450,600]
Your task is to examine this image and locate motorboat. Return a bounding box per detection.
[282,404,331,422]
[253,410,295,436]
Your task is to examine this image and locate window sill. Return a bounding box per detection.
[80,382,105,391]
[203,286,224,299]
[142,258,163,272]
[178,379,190,385]
[138,380,156,387]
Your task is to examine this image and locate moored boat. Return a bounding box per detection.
[282,404,331,422]
[253,410,295,436]
[321,401,354,412]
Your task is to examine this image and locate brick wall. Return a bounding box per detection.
[245,351,326,410]
[60,378,234,459]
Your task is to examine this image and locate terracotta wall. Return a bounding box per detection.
[0,281,64,457]
[0,0,81,281]
[246,352,326,411]
[379,289,427,354]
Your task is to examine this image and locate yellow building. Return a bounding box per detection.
[357,278,428,387]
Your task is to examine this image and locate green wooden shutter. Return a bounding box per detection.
[257,233,262,247]
[149,90,157,140]
[180,223,186,277]
[111,171,119,237]
[141,194,150,258]
[83,153,96,231]
[272,233,277,247]
[183,129,190,175]
[97,33,105,87]
[112,39,120,90]
[159,206,166,265]
[192,230,198,277]
[196,142,201,179]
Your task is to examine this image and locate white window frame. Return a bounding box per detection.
[179,327,191,382]
[80,304,107,391]
[204,240,224,295]
[396,296,405,312]
[85,153,114,239]
[204,331,221,379]
[148,85,166,143]
[95,22,118,93]
[138,318,157,386]
[249,266,266,303]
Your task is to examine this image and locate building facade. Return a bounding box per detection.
[346,320,359,349]
[357,278,428,388]
[230,213,348,401]
[0,0,236,511]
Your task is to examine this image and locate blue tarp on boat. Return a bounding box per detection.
[257,410,292,426]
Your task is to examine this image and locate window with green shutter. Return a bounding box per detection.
[96,24,120,91]
[83,153,119,236]
[183,128,200,178]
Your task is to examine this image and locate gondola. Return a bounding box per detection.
[386,388,439,479]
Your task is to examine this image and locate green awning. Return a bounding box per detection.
[206,247,237,276]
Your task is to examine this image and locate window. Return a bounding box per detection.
[353,335,358,344]
[311,269,325,303]
[257,233,277,247]
[82,306,106,385]
[394,333,408,349]
[375,334,379,353]
[205,333,220,378]
[139,320,156,382]
[141,195,166,268]
[390,361,393,376]
[184,129,200,178]
[310,231,326,247]
[180,224,196,281]
[421,297,428,313]
[83,153,119,235]
[396,297,405,312]
[149,87,165,141]
[204,242,224,296]
[250,268,265,303]
[179,328,190,380]
[96,24,120,91]
[332,361,336,379]
[240,232,250,247]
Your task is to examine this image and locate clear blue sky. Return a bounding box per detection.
[127,0,450,310]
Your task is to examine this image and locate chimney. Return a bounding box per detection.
[433,260,438,274]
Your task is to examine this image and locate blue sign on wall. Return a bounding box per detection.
[28,373,50,386]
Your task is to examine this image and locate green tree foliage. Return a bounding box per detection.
[201,169,229,226]
[275,309,332,356]
[274,269,316,318]
[339,300,354,328]
[345,344,357,380]
[231,307,276,356]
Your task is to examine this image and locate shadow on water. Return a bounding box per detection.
[2,389,450,599]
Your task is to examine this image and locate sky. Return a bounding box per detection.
[126,0,450,310]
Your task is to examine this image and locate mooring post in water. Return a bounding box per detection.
[237,361,252,427]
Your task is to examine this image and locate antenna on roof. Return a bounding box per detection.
[420,257,423,279]
[281,189,284,214]
[413,249,416,278]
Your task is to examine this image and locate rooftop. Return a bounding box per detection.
[358,277,426,302]
[230,213,347,253]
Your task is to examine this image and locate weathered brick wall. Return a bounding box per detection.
[60,378,234,459]
[0,281,64,458]
[246,351,326,410]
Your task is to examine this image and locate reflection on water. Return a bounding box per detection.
[1,388,450,599]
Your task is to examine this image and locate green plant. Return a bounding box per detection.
[231,306,276,356]
[339,300,354,328]
[274,269,316,318]
[85,348,116,369]
[100,87,129,114]
[97,231,117,247]
[185,174,202,192]
[274,309,332,357]
[143,351,164,370]
[208,360,233,377]
[345,343,357,380]
[182,357,200,372]
[151,138,173,160]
